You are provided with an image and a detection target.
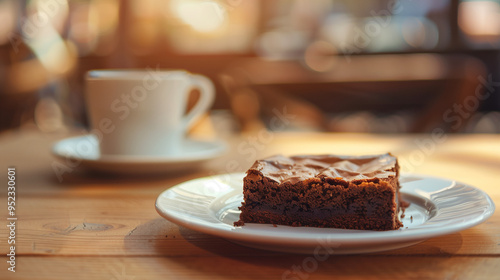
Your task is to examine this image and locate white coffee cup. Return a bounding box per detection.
[85,69,215,157]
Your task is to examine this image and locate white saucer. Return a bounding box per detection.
[155,173,495,254]
[52,135,227,175]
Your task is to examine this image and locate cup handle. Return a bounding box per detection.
[182,74,215,128]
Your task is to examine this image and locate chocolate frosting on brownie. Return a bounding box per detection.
[248,154,398,184]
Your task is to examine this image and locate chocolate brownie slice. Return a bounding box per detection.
[235,154,404,231]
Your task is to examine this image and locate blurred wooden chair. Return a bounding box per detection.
[0,43,39,133]
[219,53,487,133]
[0,33,78,133]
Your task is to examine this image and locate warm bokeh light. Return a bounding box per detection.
[90,0,119,55]
[0,0,498,136]
[458,1,500,37]
[401,17,439,49]
[166,0,259,54]
[257,30,307,59]
[304,40,337,72]
[26,20,76,75]
[0,0,16,45]
[175,0,227,33]
[33,0,69,33]
[34,97,65,132]
[127,0,162,55]
[68,2,98,55]
[5,0,77,93]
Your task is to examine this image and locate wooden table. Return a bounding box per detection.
[1,128,499,279]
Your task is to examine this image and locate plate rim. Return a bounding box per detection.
[155,172,496,247]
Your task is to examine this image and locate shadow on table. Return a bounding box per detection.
[123,218,297,276]
[45,167,207,190]
[123,218,285,257]
[123,218,480,278]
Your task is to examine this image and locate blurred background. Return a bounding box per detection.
[1,0,500,135]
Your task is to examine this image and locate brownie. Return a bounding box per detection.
[234,153,405,231]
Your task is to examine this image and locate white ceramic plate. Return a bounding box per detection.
[52,135,226,175]
[156,173,495,254]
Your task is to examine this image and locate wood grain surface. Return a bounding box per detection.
[0,129,499,279]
